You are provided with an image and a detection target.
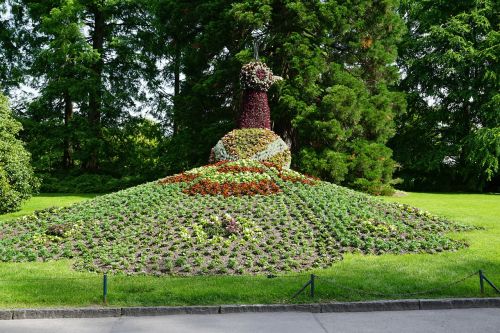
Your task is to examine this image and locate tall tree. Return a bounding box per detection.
[148,0,196,133]
[17,0,155,173]
[0,0,27,90]
[166,0,405,194]
[28,0,96,169]
[0,0,13,87]
[393,0,500,191]
[152,0,244,172]
[265,0,405,194]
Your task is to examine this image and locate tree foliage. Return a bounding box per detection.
[9,0,164,189]
[1,0,496,194]
[0,93,38,213]
[393,0,499,191]
[158,0,406,194]
[150,0,244,173]
[145,0,405,194]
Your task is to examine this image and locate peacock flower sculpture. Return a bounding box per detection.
[209,61,291,169]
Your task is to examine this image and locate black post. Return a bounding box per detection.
[481,272,500,294]
[310,274,315,298]
[479,270,484,294]
[103,273,108,304]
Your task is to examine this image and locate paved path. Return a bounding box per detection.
[0,308,499,333]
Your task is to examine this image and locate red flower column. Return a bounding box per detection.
[239,90,271,129]
[238,62,281,130]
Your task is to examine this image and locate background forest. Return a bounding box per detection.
[0,0,498,207]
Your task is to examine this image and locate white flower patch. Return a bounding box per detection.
[213,140,235,162]
[251,138,291,169]
[240,62,282,91]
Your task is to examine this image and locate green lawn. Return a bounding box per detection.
[0,193,98,222]
[0,192,498,308]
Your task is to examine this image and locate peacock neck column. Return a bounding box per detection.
[238,62,281,130]
[239,89,271,129]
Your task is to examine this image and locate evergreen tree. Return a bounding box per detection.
[152,0,244,172]
[16,0,156,174]
[0,92,38,213]
[0,0,26,89]
[5,0,408,195]
[149,1,406,194]
[0,0,13,87]
[229,0,406,194]
[394,0,499,191]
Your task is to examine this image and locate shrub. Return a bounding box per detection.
[0,93,39,213]
[40,173,145,193]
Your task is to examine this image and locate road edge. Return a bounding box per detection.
[1,298,499,320]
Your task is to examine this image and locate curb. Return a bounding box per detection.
[1,298,498,320]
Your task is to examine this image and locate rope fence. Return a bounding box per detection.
[0,269,498,304]
[291,270,500,299]
[315,272,478,297]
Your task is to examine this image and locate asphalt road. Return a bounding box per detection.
[0,308,498,333]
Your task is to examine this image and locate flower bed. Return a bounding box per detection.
[183,179,281,197]
[159,160,318,197]
[210,129,292,169]
[0,160,475,276]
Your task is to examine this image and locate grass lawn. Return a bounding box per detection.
[0,193,98,222]
[0,192,498,308]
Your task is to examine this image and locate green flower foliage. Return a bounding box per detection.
[0,93,39,213]
[211,129,292,169]
[0,162,474,276]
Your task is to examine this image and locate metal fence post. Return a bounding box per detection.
[310,274,315,298]
[479,270,484,294]
[103,273,108,304]
[479,270,500,294]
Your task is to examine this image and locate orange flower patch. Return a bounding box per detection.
[210,161,229,167]
[279,174,318,185]
[217,165,265,174]
[158,173,199,184]
[183,179,281,197]
[158,160,320,197]
[261,161,282,170]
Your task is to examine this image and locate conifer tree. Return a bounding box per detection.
[16,0,154,172]
[394,0,499,191]
[232,0,406,194]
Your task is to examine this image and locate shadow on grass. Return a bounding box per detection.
[0,256,498,308]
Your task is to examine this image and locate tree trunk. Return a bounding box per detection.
[273,117,296,153]
[63,90,74,168]
[86,5,105,171]
[173,42,180,135]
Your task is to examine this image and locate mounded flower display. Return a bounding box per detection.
[0,61,476,277]
[0,161,474,275]
[209,129,292,169]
